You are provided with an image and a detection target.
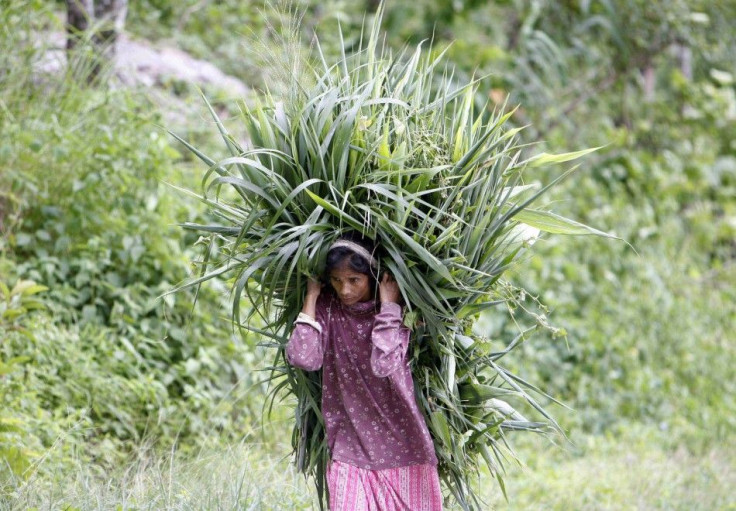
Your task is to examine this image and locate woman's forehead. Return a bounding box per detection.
[329,266,366,279]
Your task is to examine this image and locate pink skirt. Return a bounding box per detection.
[327,460,443,511]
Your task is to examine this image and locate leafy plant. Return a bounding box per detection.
[172,5,615,508]
[0,278,47,483]
[1,0,275,481]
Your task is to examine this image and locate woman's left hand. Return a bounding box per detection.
[379,272,401,304]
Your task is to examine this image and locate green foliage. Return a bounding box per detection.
[0,279,47,334]
[1,0,272,488]
[499,6,736,436]
[0,278,48,485]
[3,0,735,507]
[172,7,616,508]
[388,0,736,446]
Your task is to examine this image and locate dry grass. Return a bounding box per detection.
[4,424,733,510]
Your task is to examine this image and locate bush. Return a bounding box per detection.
[1,1,271,483]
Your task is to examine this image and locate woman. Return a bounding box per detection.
[286,233,442,510]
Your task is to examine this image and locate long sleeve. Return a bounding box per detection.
[286,312,325,371]
[370,302,410,377]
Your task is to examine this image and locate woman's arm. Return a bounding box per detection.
[286,280,325,371]
[370,273,410,377]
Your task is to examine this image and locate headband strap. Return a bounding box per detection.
[329,240,378,268]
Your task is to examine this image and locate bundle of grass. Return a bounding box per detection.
[171,7,614,509]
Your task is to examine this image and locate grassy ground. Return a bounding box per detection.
[487,426,736,510]
[4,423,733,510]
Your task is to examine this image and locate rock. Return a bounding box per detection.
[36,31,249,98]
[114,35,249,97]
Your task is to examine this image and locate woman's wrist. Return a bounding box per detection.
[305,294,320,308]
[301,293,319,318]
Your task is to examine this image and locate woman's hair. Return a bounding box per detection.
[324,232,380,292]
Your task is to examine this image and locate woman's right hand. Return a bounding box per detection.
[306,278,322,299]
[301,278,322,320]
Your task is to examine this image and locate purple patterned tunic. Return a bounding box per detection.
[286,293,438,470]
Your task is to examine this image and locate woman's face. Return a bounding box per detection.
[329,265,372,305]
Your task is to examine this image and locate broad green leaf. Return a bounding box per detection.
[514,209,620,238]
[525,146,601,168]
[430,410,453,449]
[304,191,364,231]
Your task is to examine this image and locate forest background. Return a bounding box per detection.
[1,0,734,509]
